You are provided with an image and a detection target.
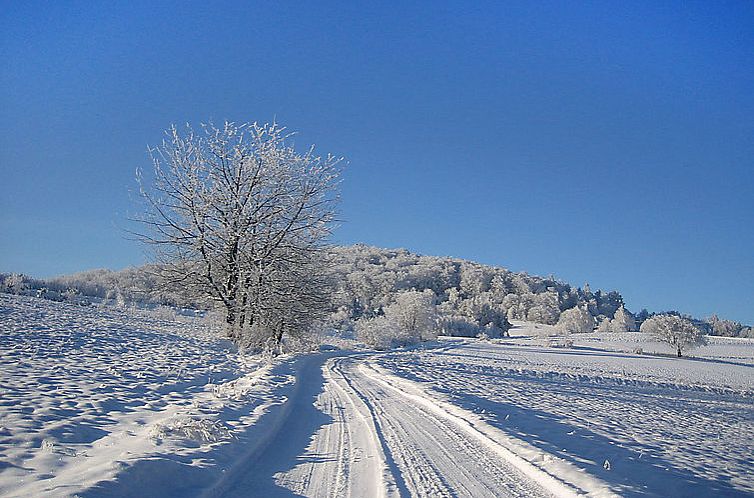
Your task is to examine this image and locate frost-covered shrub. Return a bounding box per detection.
[36,288,64,302]
[546,337,574,348]
[356,316,406,350]
[40,438,76,456]
[556,307,595,334]
[383,290,438,341]
[1,273,28,294]
[149,416,234,444]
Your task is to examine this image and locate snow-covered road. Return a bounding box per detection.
[329,357,555,498]
[214,353,389,497]
[212,352,612,498]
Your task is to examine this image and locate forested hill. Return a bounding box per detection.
[328,244,623,329]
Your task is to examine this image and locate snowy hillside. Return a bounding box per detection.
[1,294,752,497]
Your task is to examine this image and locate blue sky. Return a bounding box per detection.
[1,1,752,323]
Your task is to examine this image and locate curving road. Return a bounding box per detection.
[219,353,558,498]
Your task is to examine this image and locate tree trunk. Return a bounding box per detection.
[225,303,240,341]
[237,275,253,330]
[272,320,285,356]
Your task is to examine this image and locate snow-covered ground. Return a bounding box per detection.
[375,322,754,497]
[0,294,277,497]
[2,295,752,497]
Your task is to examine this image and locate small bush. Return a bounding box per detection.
[476,332,490,342]
[356,315,419,350]
[149,416,234,444]
[546,337,573,348]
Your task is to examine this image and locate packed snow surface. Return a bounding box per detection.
[1,295,752,497]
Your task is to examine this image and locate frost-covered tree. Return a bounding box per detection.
[238,249,334,352]
[527,301,560,325]
[135,121,342,349]
[2,273,28,294]
[640,314,707,357]
[355,289,439,349]
[706,314,745,338]
[610,305,636,333]
[556,306,595,334]
[502,293,529,321]
[355,316,400,350]
[595,317,611,334]
[383,290,438,342]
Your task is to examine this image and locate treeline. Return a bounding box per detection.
[2,244,751,338]
[0,267,206,309]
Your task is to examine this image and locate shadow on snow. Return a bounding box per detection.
[79,354,339,498]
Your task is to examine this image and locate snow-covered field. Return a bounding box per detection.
[1,294,752,497]
[375,323,754,497]
[0,294,279,497]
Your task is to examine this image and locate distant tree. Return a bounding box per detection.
[594,290,623,318]
[526,291,561,325]
[3,273,28,294]
[610,305,636,333]
[502,293,528,321]
[459,263,491,296]
[706,314,744,338]
[595,317,611,334]
[527,304,560,325]
[556,306,595,334]
[355,289,439,349]
[582,282,592,296]
[355,315,399,350]
[640,314,707,357]
[383,290,438,342]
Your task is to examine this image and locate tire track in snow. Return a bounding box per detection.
[358,360,619,498]
[217,353,390,498]
[216,350,612,498]
[336,356,558,498]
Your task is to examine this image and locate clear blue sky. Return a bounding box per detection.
[1,1,752,324]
